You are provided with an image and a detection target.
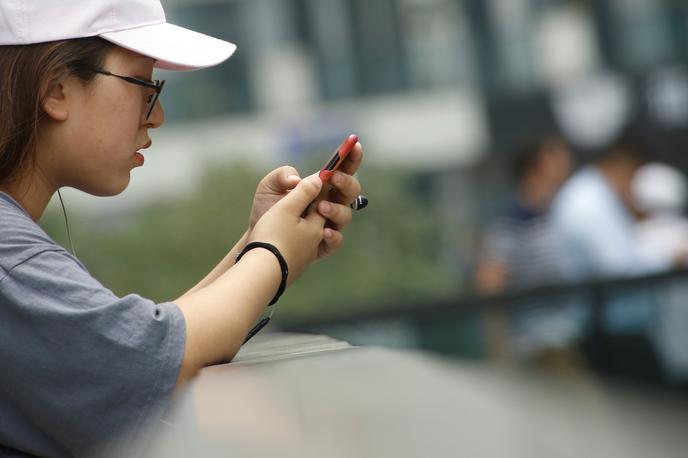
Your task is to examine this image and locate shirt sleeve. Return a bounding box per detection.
[0,249,186,456]
[480,221,517,265]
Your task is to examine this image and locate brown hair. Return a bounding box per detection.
[0,37,112,186]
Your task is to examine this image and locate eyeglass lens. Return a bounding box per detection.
[146,91,159,119]
[145,81,164,120]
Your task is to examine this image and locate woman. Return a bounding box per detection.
[0,1,363,456]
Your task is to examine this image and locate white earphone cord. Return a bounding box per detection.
[57,189,77,256]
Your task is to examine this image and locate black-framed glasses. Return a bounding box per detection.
[86,68,165,120]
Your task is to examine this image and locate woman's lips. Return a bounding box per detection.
[134,141,151,167]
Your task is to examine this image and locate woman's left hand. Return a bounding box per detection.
[248,142,364,258]
[249,166,302,230]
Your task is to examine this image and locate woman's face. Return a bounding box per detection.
[43,46,164,197]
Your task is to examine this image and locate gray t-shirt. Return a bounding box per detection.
[0,192,186,457]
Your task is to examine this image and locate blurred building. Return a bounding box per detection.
[158,0,688,148]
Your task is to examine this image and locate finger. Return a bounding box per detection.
[328,171,362,204]
[317,201,353,229]
[261,166,301,193]
[319,228,344,258]
[303,173,332,216]
[276,174,323,216]
[281,166,302,190]
[337,142,363,176]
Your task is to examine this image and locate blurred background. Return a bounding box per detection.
[43,0,688,391]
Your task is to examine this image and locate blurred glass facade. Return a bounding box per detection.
[156,0,688,183]
[164,0,477,118]
[162,0,688,118]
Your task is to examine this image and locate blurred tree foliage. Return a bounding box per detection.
[41,162,459,325]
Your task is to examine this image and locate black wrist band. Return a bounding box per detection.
[236,242,289,306]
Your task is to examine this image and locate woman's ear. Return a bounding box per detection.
[41,80,70,122]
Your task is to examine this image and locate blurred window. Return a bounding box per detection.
[487,0,541,94]
[304,0,359,99]
[303,0,408,99]
[305,0,479,99]
[607,0,674,71]
[397,0,476,89]
[163,1,255,120]
[350,0,406,96]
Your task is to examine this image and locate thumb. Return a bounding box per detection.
[277,165,301,190]
[275,174,322,215]
[262,166,301,192]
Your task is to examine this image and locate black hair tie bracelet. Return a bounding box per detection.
[236,242,289,306]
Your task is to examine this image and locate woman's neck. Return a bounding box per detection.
[0,172,56,222]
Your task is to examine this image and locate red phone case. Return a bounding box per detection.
[319,134,358,183]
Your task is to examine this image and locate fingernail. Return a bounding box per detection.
[320,202,331,215]
[332,173,343,186]
[287,174,300,180]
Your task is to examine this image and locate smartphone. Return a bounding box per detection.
[319,134,358,183]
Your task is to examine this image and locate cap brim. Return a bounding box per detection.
[100,23,236,71]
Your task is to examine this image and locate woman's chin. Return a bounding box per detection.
[79,177,130,197]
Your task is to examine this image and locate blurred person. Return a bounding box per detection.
[550,129,669,380]
[632,163,688,384]
[474,136,582,366]
[475,135,573,293]
[550,130,662,281]
[0,1,364,456]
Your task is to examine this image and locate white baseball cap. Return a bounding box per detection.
[632,163,687,213]
[0,0,236,71]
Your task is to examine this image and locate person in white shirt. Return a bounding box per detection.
[551,132,665,280]
[631,162,688,383]
[550,131,661,334]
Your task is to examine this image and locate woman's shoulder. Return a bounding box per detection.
[0,193,64,276]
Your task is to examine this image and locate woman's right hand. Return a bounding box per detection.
[248,174,325,284]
